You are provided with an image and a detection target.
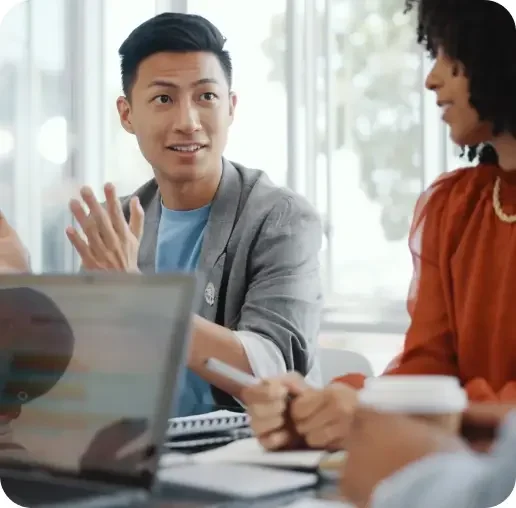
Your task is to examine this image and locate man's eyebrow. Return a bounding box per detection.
[147,78,220,89]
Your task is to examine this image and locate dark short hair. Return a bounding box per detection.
[405,0,516,164]
[0,287,75,408]
[119,12,233,98]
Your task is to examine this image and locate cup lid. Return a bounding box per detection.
[363,375,461,390]
[359,375,467,414]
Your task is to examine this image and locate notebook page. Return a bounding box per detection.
[191,437,326,469]
[159,452,192,468]
[283,500,355,508]
[159,463,318,498]
[170,409,242,424]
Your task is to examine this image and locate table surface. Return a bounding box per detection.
[0,475,347,508]
[154,422,350,508]
[153,479,347,508]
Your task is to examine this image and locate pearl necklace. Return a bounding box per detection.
[493,177,516,223]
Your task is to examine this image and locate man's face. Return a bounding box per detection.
[117,51,237,184]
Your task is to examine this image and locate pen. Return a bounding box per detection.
[205,357,261,387]
[205,357,299,414]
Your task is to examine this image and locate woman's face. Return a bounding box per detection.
[425,47,493,146]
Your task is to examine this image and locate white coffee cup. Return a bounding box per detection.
[358,375,467,433]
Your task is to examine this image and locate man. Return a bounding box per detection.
[65,13,323,416]
[340,405,516,508]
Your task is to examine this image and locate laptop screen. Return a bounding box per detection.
[0,274,194,483]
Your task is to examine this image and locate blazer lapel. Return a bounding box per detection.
[138,189,161,273]
[196,159,242,320]
[133,160,243,318]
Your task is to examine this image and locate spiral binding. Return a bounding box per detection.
[167,413,250,438]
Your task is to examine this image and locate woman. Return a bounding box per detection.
[242,0,516,451]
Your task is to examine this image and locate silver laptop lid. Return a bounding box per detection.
[0,273,195,491]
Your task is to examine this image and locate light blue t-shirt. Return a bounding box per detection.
[155,202,214,417]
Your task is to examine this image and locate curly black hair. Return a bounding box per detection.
[404,0,516,164]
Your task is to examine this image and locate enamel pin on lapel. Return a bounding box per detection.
[204,282,215,306]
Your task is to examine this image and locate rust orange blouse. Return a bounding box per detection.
[336,163,516,402]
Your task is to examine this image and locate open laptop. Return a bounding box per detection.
[0,273,195,507]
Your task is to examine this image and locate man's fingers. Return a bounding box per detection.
[80,186,119,250]
[259,429,293,451]
[296,402,347,435]
[281,372,310,395]
[242,373,306,404]
[69,199,107,259]
[250,415,286,436]
[104,183,126,237]
[69,199,89,229]
[304,420,345,450]
[128,197,144,240]
[290,389,325,422]
[67,186,142,272]
[242,379,289,404]
[80,187,105,217]
[66,227,97,268]
[248,398,287,420]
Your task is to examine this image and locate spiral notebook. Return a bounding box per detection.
[167,410,250,439]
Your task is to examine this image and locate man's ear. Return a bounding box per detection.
[228,92,237,126]
[116,96,135,134]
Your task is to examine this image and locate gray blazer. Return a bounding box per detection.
[121,159,323,406]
